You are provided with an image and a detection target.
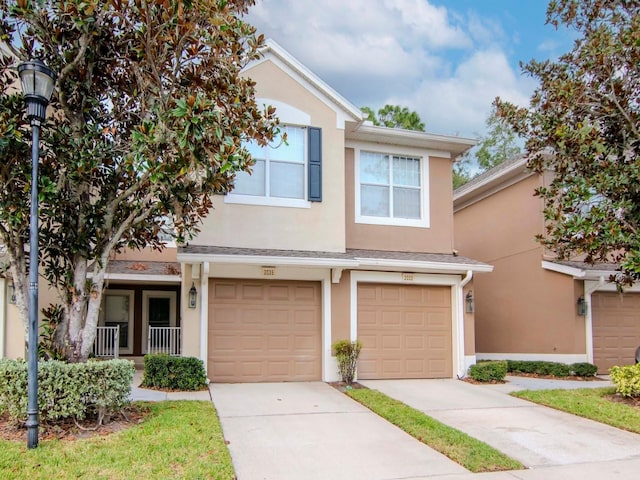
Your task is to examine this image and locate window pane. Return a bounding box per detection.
[270,126,305,163]
[393,156,420,187]
[271,162,304,198]
[360,152,389,184]
[233,160,265,196]
[393,187,421,219]
[361,184,390,217]
[245,140,265,159]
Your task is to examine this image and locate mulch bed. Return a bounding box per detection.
[507,372,605,381]
[605,393,640,409]
[328,381,367,393]
[0,405,149,442]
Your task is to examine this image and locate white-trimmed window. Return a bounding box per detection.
[229,125,310,208]
[356,150,429,227]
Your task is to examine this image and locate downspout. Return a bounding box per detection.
[584,275,605,364]
[457,270,473,378]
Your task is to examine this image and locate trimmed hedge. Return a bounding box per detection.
[610,364,640,398]
[468,361,507,382]
[0,358,134,424]
[505,360,597,377]
[142,354,207,391]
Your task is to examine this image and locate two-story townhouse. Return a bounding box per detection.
[2,40,491,382]
[453,156,640,373]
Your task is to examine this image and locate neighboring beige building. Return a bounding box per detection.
[454,156,640,373]
[2,40,492,382]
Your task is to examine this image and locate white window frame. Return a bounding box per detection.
[354,147,430,228]
[226,123,311,209]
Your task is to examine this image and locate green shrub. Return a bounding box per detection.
[468,361,507,382]
[142,354,207,391]
[610,364,640,398]
[536,361,571,377]
[0,358,134,425]
[506,360,537,374]
[570,362,598,377]
[332,340,362,384]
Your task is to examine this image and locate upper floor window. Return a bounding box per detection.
[234,126,306,200]
[356,150,429,228]
[227,124,322,208]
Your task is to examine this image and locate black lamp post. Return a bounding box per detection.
[18,59,56,449]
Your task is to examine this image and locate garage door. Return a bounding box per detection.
[592,292,640,373]
[357,283,452,379]
[208,279,321,382]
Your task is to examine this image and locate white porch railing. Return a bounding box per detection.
[147,326,181,356]
[93,325,120,358]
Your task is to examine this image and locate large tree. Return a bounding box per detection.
[362,104,426,131]
[496,0,640,284]
[0,0,278,361]
[475,106,522,171]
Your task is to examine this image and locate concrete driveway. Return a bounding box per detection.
[360,379,640,469]
[210,381,467,480]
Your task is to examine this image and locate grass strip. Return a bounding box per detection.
[0,401,234,480]
[512,387,640,433]
[347,388,523,473]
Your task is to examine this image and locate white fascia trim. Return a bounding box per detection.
[177,253,359,268]
[355,257,493,273]
[453,157,529,202]
[350,271,466,379]
[541,260,586,278]
[104,273,181,283]
[199,262,210,375]
[250,40,363,127]
[476,353,589,363]
[346,140,452,159]
[453,170,534,212]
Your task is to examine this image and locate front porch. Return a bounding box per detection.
[93,325,182,360]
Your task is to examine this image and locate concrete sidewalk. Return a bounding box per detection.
[360,379,640,471]
[210,381,467,480]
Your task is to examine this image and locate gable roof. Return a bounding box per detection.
[247,39,363,127]
[453,154,532,211]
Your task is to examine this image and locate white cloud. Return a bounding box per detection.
[246,0,536,138]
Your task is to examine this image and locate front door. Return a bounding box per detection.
[99,290,135,355]
[142,290,177,353]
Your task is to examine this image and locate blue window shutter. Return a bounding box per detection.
[308,127,322,202]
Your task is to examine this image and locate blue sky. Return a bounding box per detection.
[246,0,577,139]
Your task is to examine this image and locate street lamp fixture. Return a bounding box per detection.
[18,58,56,450]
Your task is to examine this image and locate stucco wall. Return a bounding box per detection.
[191,59,346,253]
[345,148,454,253]
[454,174,586,355]
[331,270,351,345]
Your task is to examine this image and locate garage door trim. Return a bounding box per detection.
[350,271,466,379]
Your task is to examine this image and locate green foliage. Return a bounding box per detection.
[361,105,425,131]
[610,364,640,398]
[0,402,235,479]
[468,361,507,382]
[0,359,134,424]
[38,304,65,361]
[332,339,362,384]
[0,0,279,361]
[142,354,207,391]
[570,362,598,377]
[495,0,640,283]
[506,360,596,377]
[348,388,523,472]
[475,106,522,171]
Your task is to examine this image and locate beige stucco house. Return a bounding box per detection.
[2,40,491,382]
[454,155,640,373]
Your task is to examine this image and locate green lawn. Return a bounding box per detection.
[347,388,523,473]
[0,401,235,480]
[512,387,640,434]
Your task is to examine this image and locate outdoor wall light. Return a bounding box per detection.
[577,295,586,316]
[7,282,16,304]
[465,291,474,314]
[188,283,198,309]
[18,58,56,450]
